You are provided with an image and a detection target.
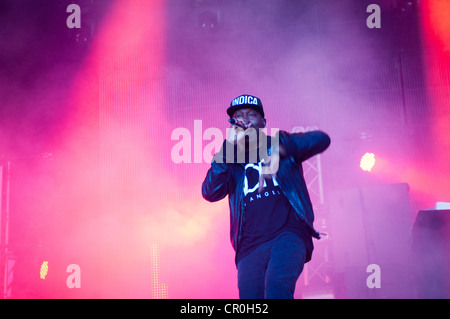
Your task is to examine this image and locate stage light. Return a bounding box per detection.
[360,153,376,172]
[40,261,49,280]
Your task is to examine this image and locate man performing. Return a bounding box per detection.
[201,94,330,299]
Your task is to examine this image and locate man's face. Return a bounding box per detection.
[232,108,266,129]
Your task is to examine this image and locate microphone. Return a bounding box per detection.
[228,118,246,129]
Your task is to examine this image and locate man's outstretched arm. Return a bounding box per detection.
[281,130,331,163]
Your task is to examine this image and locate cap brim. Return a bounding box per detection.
[227,104,264,118]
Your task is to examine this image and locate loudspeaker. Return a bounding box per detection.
[329,183,413,298]
[411,209,450,299]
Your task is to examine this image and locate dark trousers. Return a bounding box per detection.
[237,232,306,299]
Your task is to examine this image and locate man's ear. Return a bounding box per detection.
[262,118,267,128]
